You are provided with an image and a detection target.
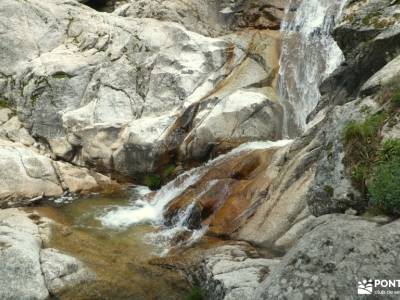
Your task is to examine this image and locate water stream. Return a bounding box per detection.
[30,189,191,299]
[98,140,292,252]
[278,0,348,135]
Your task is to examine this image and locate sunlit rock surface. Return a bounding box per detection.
[0,138,114,207]
[0,0,285,180]
[0,209,94,299]
[255,215,400,300]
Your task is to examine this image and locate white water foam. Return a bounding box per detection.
[278,0,348,133]
[98,140,293,230]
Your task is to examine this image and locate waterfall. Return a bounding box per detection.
[98,140,292,251]
[278,0,348,134]
[99,140,292,230]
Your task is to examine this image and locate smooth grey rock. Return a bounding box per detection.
[180,90,283,161]
[40,248,95,295]
[0,138,113,205]
[0,209,49,300]
[316,0,400,112]
[0,117,35,146]
[1,0,284,177]
[306,99,377,216]
[0,109,12,125]
[0,139,63,205]
[192,243,280,300]
[115,0,284,37]
[0,209,94,299]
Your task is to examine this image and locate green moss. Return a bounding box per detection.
[143,174,162,190]
[185,287,205,300]
[343,112,386,145]
[324,185,334,197]
[162,164,176,178]
[30,93,40,105]
[0,99,10,109]
[362,205,386,219]
[52,72,73,80]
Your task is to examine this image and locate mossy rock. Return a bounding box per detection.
[143,174,162,190]
[185,287,205,300]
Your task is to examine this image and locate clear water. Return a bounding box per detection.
[30,188,190,300]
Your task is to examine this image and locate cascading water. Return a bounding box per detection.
[98,140,292,253]
[278,0,348,135]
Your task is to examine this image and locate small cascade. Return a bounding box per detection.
[278,0,348,134]
[99,140,292,252]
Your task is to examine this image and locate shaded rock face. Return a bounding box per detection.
[316,0,400,112]
[79,0,115,12]
[116,0,285,37]
[0,209,94,299]
[255,215,400,300]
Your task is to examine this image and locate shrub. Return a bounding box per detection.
[377,139,400,163]
[369,160,400,215]
[342,112,387,187]
[185,287,205,300]
[391,92,400,108]
[143,174,161,190]
[368,139,400,215]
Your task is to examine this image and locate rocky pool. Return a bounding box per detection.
[27,188,191,300]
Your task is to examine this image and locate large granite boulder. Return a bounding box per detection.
[317,0,400,111]
[255,214,400,300]
[0,138,113,207]
[1,0,285,178]
[0,209,94,299]
[189,243,280,300]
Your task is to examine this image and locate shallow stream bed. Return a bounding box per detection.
[26,189,191,300]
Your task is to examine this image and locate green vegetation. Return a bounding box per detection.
[342,76,400,215]
[324,185,334,197]
[342,112,387,190]
[0,99,10,109]
[343,110,400,215]
[369,159,400,215]
[391,91,400,108]
[52,72,73,80]
[369,140,400,215]
[185,287,205,300]
[162,164,176,178]
[376,75,400,107]
[143,174,162,190]
[361,10,394,29]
